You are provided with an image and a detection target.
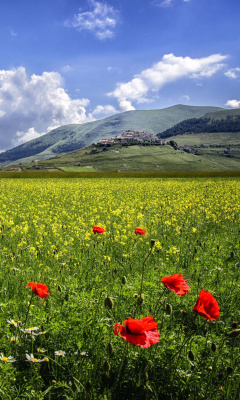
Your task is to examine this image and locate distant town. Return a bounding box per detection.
[97,130,166,145]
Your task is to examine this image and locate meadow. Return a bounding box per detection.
[0,177,239,399]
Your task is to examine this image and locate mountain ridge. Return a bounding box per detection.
[0,104,222,166]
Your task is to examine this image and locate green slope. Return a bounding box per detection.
[0,104,222,166]
[12,142,240,172]
[158,108,240,139]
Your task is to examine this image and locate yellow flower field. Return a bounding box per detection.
[0,177,239,399]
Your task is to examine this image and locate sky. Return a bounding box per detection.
[0,0,240,151]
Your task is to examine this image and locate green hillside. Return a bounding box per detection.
[9,141,240,172]
[0,104,222,166]
[158,108,240,138]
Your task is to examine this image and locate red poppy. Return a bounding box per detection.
[192,289,219,321]
[135,228,147,236]
[93,226,105,234]
[114,316,159,348]
[161,274,190,296]
[26,282,49,298]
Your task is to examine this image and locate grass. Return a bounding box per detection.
[4,141,240,172]
[0,176,239,399]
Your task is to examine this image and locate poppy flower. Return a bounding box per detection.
[93,226,105,234]
[161,274,190,296]
[114,316,159,348]
[192,289,219,321]
[26,282,49,298]
[135,228,147,236]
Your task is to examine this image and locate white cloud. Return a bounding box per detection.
[10,29,17,37]
[61,65,72,73]
[119,100,135,112]
[225,100,240,109]
[64,0,119,40]
[107,66,121,73]
[92,104,117,116]
[154,0,173,7]
[0,67,93,149]
[154,0,190,5]
[180,95,190,103]
[108,53,227,110]
[224,67,240,79]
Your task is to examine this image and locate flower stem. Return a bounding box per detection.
[25,291,34,326]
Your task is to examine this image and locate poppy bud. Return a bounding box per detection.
[211,343,216,352]
[86,381,92,393]
[122,276,127,285]
[103,360,111,373]
[188,350,195,361]
[181,310,187,316]
[137,294,145,305]
[227,329,240,338]
[166,303,172,315]
[104,296,114,310]
[107,343,113,356]
[231,322,238,329]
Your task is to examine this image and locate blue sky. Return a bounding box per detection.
[0,0,240,150]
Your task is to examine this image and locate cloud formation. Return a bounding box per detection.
[0,67,93,149]
[156,0,173,7]
[154,0,190,6]
[92,104,117,116]
[65,0,119,40]
[108,53,227,111]
[225,100,240,109]
[224,67,240,79]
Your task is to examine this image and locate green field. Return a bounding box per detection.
[6,140,240,173]
[0,177,239,399]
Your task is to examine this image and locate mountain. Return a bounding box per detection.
[158,108,240,138]
[0,104,222,166]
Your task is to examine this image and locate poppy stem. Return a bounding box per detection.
[152,287,167,317]
[134,248,153,318]
[25,291,34,326]
[139,248,153,296]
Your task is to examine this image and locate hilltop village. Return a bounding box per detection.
[97,130,166,145]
